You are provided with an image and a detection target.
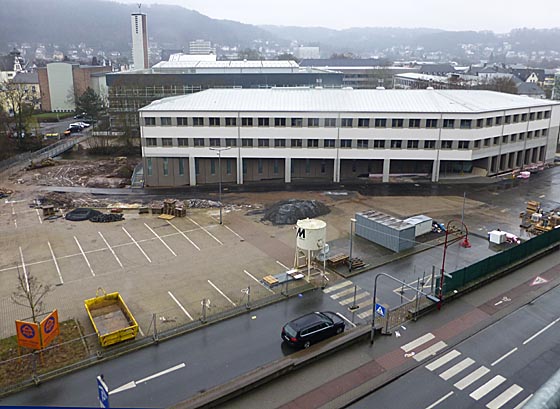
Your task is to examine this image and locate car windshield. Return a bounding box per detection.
[283,324,297,338]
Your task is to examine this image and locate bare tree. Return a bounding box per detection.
[0,80,39,146]
[11,269,52,324]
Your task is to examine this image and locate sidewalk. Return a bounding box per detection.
[217,250,560,409]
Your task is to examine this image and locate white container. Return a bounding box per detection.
[489,230,507,244]
[404,215,433,237]
[296,218,327,251]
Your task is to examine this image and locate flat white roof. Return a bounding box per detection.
[139,88,559,113]
[151,60,300,69]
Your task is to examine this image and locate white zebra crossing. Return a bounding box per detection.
[323,280,373,319]
[323,280,352,293]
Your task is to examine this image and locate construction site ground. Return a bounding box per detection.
[0,155,556,345]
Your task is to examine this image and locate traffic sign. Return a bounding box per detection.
[97,375,109,408]
[375,303,387,318]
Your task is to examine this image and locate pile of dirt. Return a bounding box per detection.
[18,158,140,188]
[26,158,57,170]
[0,187,13,198]
[37,192,112,209]
[65,208,102,221]
[262,199,330,225]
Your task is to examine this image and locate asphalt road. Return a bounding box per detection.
[0,290,352,407]
[350,282,560,409]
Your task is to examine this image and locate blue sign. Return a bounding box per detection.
[375,303,387,318]
[97,375,109,408]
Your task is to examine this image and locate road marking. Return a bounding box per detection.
[47,241,64,284]
[512,394,533,409]
[168,291,193,320]
[224,224,244,241]
[331,287,357,299]
[144,223,177,256]
[523,317,560,345]
[109,363,186,395]
[339,291,370,305]
[357,308,374,319]
[166,221,200,251]
[401,333,435,352]
[244,270,274,293]
[491,347,518,366]
[122,227,152,263]
[276,260,290,270]
[323,280,353,293]
[470,375,506,400]
[454,366,490,390]
[18,247,30,291]
[11,202,15,215]
[98,232,123,269]
[74,236,95,276]
[335,312,356,328]
[439,357,475,380]
[486,384,523,409]
[187,216,223,245]
[413,341,447,362]
[208,279,236,306]
[35,209,43,224]
[138,326,145,337]
[14,218,17,229]
[425,391,454,409]
[426,350,461,371]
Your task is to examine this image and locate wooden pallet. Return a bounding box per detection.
[327,253,349,267]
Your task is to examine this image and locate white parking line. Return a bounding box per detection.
[224,225,244,241]
[168,291,193,320]
[244,270,274,293]
[14,218,17,229]
[276,260,290,270]
[35,209,43,224]
[187,217,223,245]
[11,202,15,215]
[523,317,560,345]
[335,312,357,328]
[18,246,30,291]
[491,347,518,366]
[138,326,145,337]
[144,223,177,257]
[207,279,236,306]
[98,232,123,269]
[166,221,200,251]
[74,236,95,276]
[47,241,64,284]
[425,391,454,409]
[122,227,152,263]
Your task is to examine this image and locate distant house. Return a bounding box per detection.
[515,80,546,99]
[0,49,24,83]
[11,72,42,110]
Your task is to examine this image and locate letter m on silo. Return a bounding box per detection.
[297,228,305,239]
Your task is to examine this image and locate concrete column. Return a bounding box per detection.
[189,156,196,186]
[237,157,243,184]
[382,158,390,183]
[285,157,291,183]
[333,157,340,183]
[431,159,439,182]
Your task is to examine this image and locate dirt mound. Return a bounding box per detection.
[262,199,330,225]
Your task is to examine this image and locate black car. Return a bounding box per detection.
[281,311,345,349]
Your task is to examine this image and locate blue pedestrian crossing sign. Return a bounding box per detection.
[97,375,109,408]
[375,303,387,318]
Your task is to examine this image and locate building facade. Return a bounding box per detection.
[37,63,111,112]
[138,88,560,187]
[131,12,148,70]
[106,60,343,131]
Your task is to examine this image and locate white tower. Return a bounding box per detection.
[131,6,148,70]
[294,218,327,281]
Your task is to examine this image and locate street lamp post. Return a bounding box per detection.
[209,147,231,225]
[349,218,356,271]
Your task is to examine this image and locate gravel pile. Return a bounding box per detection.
[262,199,330,225]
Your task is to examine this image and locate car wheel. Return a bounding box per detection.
[336,327,343,334]
[303,341,311,349]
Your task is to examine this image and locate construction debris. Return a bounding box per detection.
[0,187,13,198]
[520,200,560,235]
[65,208,102,221]
[262,199,330,225]
[90,213,125,223]
[26,158,57,170]
[186,199,220,208]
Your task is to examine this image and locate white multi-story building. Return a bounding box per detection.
[131,12,148,70]
[188,40,215,56]
[138,88,560,187]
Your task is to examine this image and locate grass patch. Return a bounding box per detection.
[32,112,74,122]
[0,320,91,390]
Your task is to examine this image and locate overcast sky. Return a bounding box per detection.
[115,0,559,32]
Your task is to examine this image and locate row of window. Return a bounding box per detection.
[145,129,549,150]
[143,110,551,129]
